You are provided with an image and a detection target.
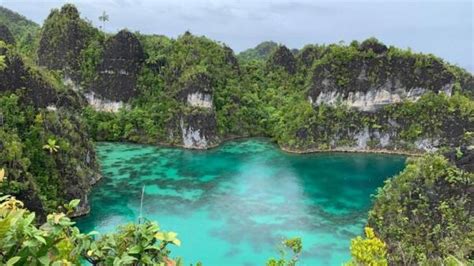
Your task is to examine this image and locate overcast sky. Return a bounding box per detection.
[2,0,473,71]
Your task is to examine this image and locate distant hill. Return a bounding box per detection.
[237,41,279,62]
[0,6,38,36]
[0,6,40,56]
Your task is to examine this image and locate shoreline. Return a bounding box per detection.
[279,145,423,156]
[99,136,425,157]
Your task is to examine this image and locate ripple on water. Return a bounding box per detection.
[76,139,406,266]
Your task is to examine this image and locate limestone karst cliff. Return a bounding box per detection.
[1,35,56,108]
[88,29,145,108]
[11,4,474,154]
[306,39,457,112]
[1,35,100,219]
[37,4,98,83]
[266,45,297,74]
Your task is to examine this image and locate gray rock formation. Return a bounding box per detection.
[89,29,144,105]
[0,24,15,45]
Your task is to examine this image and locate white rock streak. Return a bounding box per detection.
[311,83,453,111]
[84,92,127,113]
[180,118,208,149]
[187,92,212,108]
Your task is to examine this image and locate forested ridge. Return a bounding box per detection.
[0,3,473,265]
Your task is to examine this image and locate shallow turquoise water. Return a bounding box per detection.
[75,139,405,266]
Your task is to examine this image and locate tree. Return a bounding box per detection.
[98,11,109,31]
[42,138,60,154]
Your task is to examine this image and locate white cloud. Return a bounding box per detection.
[2,0,473,70]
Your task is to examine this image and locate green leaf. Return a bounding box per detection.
[24,240,38,247]
[6,257,21,266]
[128,245,141,254]
[24,213,36,226]
[154,232,165,241]
[34,234,47,245]
[172,238,181,246]
[68,199,80,209]
[38,255,51,265]
[120,255,137,264]
[87,230,99,236]
[155,231,181,246]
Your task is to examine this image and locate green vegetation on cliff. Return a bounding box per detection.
[38,4,100,83]
[75,30,473,152]
[368,154,473,264]
[0,41,98,218]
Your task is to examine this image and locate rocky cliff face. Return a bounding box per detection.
[87,30,144,111]
[267,45,297,74]
[180,110,218,149]
[309,83,452,112]
[290,92,472,154]
[1,43,100,219]
[444,146,474,173]
[223,45,240,73]
[0,24,15,45]
[175,72,219,148]
[0,46,56,107]
[37,4,97,83]
[307,40,455,111]
[178,72,213,108]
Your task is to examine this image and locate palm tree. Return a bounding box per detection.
[43,138,60,154]
[98,11,109,31]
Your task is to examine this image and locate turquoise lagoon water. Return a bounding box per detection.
[75,139,406,266]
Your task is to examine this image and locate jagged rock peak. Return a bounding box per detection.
[296,44,326,69]
[223,45,240,71]
[102,30,144,66]
[0,46,56,107]
[0,24,15,45]
[88,29,144,103]
[267,44,297,74]
[37,4,97,82]
[59,3,80,19]
[358,37,388,54]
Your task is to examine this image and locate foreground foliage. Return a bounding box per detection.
[346,227,388,266]
[0,168,183,265]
